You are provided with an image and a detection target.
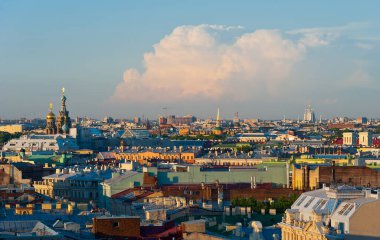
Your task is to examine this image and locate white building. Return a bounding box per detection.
[358,132,372,147]
[33,166,112,206]
[2,134,79,152]
[233,133,269,143]
[279,185,380,240]
[343,132,357,146]
[303,105,316,123]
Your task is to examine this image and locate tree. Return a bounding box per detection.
[0,131,22,145]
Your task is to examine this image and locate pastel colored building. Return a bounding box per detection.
[279,186,380,240]
[292,164,380,190]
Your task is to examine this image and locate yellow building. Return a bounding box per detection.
[34,179,54,197]
[292,163,380,190]
[15,207,34,215]
[115,150,196,164]
[280,214,330,240]
[295,158,350,165]
[0,124,25,133]
[179,128,190,136]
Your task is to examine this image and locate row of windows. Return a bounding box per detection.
[55,190,99,199]
[119,154,194,160]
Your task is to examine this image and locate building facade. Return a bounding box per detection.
[343,132,357,146]
[2,134,79,152]
[358,132,372,147]
[114,148,200,164]
[0,124,27,134]
[279,186,380,240]
[292,164,380,190]
[33,167,112,205]
[303,105,316,123]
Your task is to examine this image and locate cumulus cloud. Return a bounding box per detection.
[111,24,332,104]
[288,27,339,47]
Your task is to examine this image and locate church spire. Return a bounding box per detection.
[216,108,220,127]
[213,107,223,135]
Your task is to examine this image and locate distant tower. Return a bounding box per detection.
[46,102,57,134]
[233,112,240,127]
[303,105,316,123]
[145,118,151,130]
[56,88,72,134]
[213,108,223,135]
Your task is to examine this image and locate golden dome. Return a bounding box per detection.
[46,111,56,119]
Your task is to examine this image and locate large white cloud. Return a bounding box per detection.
[111,24,331,104]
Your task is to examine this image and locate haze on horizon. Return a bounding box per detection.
[1,0,380,120]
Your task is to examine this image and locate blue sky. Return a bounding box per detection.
[1,1,380,119]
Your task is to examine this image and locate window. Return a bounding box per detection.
[296,196,307,206]
[317,200,327,210]
[113,222,119,228]
[343,205,354,216]
[304,197,315,208]
[313,199,323,208]
[338,204,349,215]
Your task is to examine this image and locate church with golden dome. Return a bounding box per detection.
[45,88,72,135]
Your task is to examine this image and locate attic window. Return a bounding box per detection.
[296,196,307,206]
[304,197,315,208]
[343,205,354,216]
[338,204,350,215]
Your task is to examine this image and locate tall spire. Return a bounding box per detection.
[216,108,220,127]
[213,107,223,135]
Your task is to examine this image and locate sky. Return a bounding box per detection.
[1,0,380,120]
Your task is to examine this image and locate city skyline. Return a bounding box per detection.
[1,2,380,239]
[1,1,380,119]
